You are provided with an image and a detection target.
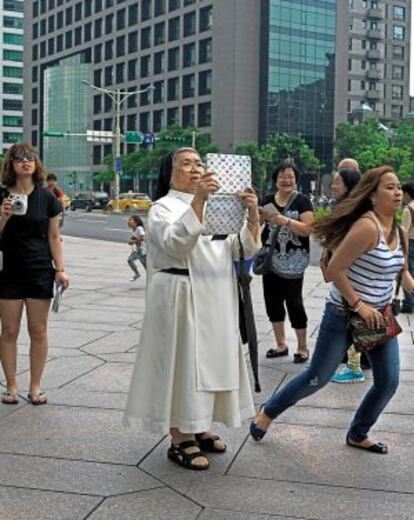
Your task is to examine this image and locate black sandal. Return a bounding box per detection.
[346,435,388,454]
[293,350,309,364]
[167,440,210,470]
[266,347,288,358]
[195,433,227,453]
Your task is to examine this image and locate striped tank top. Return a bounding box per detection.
[328,214,405,309]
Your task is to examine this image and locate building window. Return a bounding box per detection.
[3,33,24,45]
[3,99,23,111]
[199,70,212,95]
[4,16,23,29]
[33,23,39,39]
[116,62,125,83]
[168,17,180,41]
[95,0,103,12]
[105,40,113,60]
[392,45,404,60]
[105,14,113,34]
[57,11,63,29]
[153,81,164,103]
[140,112,150,132]
[84,23,92,42]
[129,4,138,25]
[141,27,151,49]
[183,42,195,67]
[104,66,113,86]
[65,30,72,49]
[95,18,102,38]
[48,38,55,55]
[140,84,151,106]
[56,34,63,51]
[141,55,150,77]
[167,107,179,126]
[198,102,211,127]
[182,74,195,98]
[85,0,92,17]
[182,105,195,127]
[199,38,212,64]
[393,6,405,21]
[128,59,137,80]
[75,2,82,21]
[199,6,212,32]
[153,110,164,132]
[391,105,403,118]
[93,95,102,115]
[154,0,165,16]
[392,65,404,80]
[183,0,195,5]
[142,0,151,21]
[117,9,126,30]
[169,0,180,11]
[393,26,405,40]
[75,27,82,45]
[3,132,23,144]
[183,12,196,37]
[168,47,180,71]
[154,22,165,46]
[167,77,179,100]
[116,35,126,57]
[153,51,165,74]
[94,69,101,87]
[93,146,102,165]
[3,49,23,62]
[392,85,403,99]
[3,115,23,127]
[104,93,112,111]
[3,66,22,78]
[4,82,23,94]
[128,32,138,53]
[66,6,73,25]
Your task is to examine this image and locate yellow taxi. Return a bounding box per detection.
[107,192,152,213]
[62,194,71,211]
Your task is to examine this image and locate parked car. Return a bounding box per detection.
[106,192,152,213]
[70,191,109,211]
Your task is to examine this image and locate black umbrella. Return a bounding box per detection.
[237,236,261,392]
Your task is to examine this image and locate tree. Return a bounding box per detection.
[235,134,322,195]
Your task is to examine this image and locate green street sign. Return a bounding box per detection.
[43,130,66,137]
[124,131,143,144]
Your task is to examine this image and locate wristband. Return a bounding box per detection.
[286,218,291,227]
[350,297,361,310]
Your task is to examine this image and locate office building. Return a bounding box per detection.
[23,0,411,189]
[1,0,24,155]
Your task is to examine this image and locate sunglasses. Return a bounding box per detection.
[12,152,37,162]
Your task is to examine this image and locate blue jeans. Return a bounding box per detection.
[403,239,414,310]
[264,302,400,441]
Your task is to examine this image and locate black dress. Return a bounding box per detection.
[0,185,62,299]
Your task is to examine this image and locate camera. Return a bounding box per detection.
[10,194,28,216]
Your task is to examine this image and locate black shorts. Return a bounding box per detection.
[0,269,55,300]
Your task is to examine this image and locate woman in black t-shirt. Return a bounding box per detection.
[0,143,70,405]
[260,161,313,363]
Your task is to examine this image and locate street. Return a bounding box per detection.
[61,210,147,243]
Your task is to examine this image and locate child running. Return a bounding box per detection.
[127,214,146,281]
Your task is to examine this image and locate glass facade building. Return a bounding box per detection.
[260,0,337,169]
[43,55,93,193]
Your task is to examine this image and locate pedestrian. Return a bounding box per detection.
[250,166,413,454]
[400,181,414,313]
[124,147,260,470]
[46,173,65,228]
[0,143,69,405]
[260,161,314,363]
[127,214,146,281]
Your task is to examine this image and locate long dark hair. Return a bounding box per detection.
[313,166,396,249]
[1,143,46,187]
[336,168,361,200]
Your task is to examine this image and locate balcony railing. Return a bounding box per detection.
[366,90,381,100]
[366,69,382,80]
[367,29,383,39]
[368,8,384,19]
[367,49,381,59]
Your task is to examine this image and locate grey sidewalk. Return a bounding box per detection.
[1,236,414,520]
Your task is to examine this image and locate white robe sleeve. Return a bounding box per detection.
[149,203,204,260]
[228,223,261,260]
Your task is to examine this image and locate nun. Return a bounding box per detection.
[124,148,261,470]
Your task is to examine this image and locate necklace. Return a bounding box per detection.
[373,210,395,245]
[275,192,290,206]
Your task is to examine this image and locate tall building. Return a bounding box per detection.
[0,0,24,155]
[23,0,411,189]
[347,0,411,121]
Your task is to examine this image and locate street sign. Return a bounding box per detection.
[43,130,66,137]
[86,130,114,143]
[115,157,122,174]
[124,131,143,144]
[143,132,156,146]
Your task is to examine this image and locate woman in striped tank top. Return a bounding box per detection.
[250,166,414,454]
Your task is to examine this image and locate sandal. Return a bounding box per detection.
[2,390,19,405]
[167,440,209,470]
[249,405,268,442]
[266,347,288,358]
[195,433,227,453]
[27,391,47,405]
[293,350,309,364]
[346,434,388,454]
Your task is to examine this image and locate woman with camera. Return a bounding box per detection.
[250,166,414,453]
[0,143,69,405]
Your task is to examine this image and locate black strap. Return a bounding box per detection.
[160,268,189,276]
[263,191,299,258]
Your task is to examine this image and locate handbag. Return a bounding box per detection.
[252,191,298,276]
[344,226,405,352]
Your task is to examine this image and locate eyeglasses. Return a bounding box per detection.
[175,160,204,172]
[12,152,37,163]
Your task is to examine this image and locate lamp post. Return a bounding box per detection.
[81,80,154,209]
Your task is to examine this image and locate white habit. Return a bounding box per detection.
[123,190,260,434]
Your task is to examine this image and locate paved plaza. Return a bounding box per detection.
[0,236,413,519]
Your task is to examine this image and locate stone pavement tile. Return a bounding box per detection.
[98,295,147,310]
[16,356,105,392]
[0,453,159,496]
[199,510,303,520]
[151,473,414,520]
[63,362,133,393]
[0,487,101,520]
[51,307,139,326]
[81,330,140,355]
[52,386,127,410]
[229,423,414,494]
[278,406,414,435]
[17,327,109,348]
[98,352,138,363]
[47,347,86,358]
[88,488,201,520]
[0,406,162,465]
[49,320,132,332]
